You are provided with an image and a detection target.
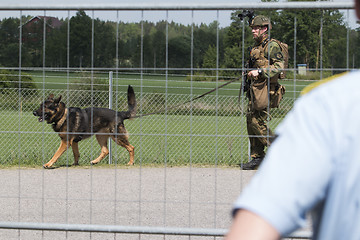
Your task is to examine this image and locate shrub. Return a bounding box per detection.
[0,69,37,96]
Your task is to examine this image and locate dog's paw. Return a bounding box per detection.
[43,164,54,169]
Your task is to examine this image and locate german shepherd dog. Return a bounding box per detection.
[33,85,136,169]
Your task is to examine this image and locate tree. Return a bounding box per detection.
[93,20,116,67]
[226,0,351,71]
[46,19,68,67]
[193,22,218,68]
[0,7,358,74]
[222,45,243,77]
[168,35,191,69]
[0,18,20,67]
[202,45,217,77]
[69,11,92,67]
[350,27,360,68]
[222,11,253,77]
[151,28,166,70]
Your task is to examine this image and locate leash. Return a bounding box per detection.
[133,77,241,118]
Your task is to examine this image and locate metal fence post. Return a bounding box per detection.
[108,71,113,164]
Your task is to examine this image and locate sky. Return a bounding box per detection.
[0,0,357,28]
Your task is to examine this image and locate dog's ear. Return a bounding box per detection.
[54,95,62,104]
[47,94,54,100]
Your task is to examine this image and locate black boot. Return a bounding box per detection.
[241,157,263,170]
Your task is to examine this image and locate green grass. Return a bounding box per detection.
[0,110,256,167]
[28,70,309,98]
[0,70,311,168]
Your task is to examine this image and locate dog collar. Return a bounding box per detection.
[54,108,68,130]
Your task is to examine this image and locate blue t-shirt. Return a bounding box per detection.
[233,70,360,240]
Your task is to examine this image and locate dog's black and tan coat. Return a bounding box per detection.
[33,85,136,169]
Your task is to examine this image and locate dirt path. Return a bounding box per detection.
[0,166,256,240]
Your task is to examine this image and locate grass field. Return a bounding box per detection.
[29,70,310,98]
[0,70,307,167]
[0,110,250,167]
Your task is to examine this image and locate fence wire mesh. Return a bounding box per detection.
[0,82,294,167]
[0,1,356,239]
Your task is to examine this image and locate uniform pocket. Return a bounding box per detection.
[269,84,285,108]
[250,80,269,110]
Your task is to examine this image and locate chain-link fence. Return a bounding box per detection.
[0,69,299,239]
[0,1,357,239]
[0,72,294,167]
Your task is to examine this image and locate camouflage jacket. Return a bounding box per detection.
[250,37,285,83]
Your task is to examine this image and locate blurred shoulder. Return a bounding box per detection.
[300,71,359,96]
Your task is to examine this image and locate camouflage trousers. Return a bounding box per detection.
[246,102,274,159]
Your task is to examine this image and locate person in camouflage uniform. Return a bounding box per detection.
[241,15,285,170]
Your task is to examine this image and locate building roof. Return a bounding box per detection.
[23,16,63,29]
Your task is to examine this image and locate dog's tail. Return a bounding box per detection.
[125,85,137,119]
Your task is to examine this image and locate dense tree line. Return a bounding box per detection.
[0,5,359,77]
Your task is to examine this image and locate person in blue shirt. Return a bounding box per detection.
[225,1,360,238]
